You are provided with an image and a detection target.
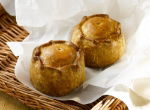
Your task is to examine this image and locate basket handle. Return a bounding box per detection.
[91,95,128,110]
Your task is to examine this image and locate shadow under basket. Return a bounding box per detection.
[0,4,128,110]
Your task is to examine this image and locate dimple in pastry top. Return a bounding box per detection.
[30,40,85,96]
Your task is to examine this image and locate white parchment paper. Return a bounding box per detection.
[3,0,150,107]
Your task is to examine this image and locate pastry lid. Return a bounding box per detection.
[32,40,83,70]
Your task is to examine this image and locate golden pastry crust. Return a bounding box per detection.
[71,14,125,68]
[30,40,85,96]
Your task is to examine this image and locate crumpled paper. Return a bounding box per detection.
[3,0,150,108]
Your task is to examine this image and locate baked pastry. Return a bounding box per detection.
[30,40,85,96]
[71,14,125,68]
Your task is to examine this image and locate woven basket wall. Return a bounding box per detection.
[0,4,128,110]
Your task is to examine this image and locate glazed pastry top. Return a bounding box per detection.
[81,15,121,40]
[32,41,82,69]
[40,43,77,68]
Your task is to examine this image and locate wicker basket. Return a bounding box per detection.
[0,4,128,110]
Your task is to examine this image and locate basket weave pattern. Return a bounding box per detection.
[0,4,128,110]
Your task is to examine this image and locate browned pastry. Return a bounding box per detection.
[71,14,125,68]
[30,40,85,96]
